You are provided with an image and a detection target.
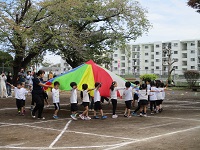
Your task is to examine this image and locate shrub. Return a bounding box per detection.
[184,70,200,88]
[140,74,158,82]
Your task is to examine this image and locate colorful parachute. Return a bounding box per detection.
[45,60,133,97]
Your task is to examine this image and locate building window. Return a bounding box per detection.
[156,66,159,69]
[156,45,160,48]
[156,52,159,55]
[121,56,125,60]
[145,46,148,49]
[174,51,178,54]
[114,54,118,57]
[191,50,195,53]
[114,67,118,71]
[191,66,195,69]
[145,53,148,56]
[145,60,148,63]
[191,43,195,46]
[145,67,148,70]
[156,59,159,62]
[174,66,178,69]
[191,58,195,61]
[173,43,178,47]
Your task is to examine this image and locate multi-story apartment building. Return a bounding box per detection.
[112,39,200,76]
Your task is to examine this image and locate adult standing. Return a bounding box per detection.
[18,68,26,84]
[31,70,51,119]
[0,72,8,98]
[6,72,13,97]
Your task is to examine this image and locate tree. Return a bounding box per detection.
[140,74,158,82]
[46,0,151,67]
[0,51,13,72]
[188,0,200,13]
[184,70,200,88]
[162,43,177,84]
[0,0,151,84]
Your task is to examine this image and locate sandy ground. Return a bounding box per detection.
[0,89,200,150]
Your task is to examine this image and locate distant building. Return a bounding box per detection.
[112,39,200,75]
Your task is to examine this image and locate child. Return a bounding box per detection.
[79,84,93,120]
[70,82,78,120]
[149,81,160,115]
[123,82,133,118]
[155,80,163,113]
[138,84,150,117]
[132,81,141,116]
[21,83,29,114]
[159,82,166,112]
[8,82,26,115]
[110,81,125,118]
[93,82,107,119]
[52,81,60,119]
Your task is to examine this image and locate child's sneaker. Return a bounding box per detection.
[70,114,77,120]
[79,114,85,120]
[53,115,58,119]
[85,116,91,120]
[124,114,127,117]
[132,112,137,116]
[38,117,45,120]
[101,116,107,119]
[93,116,99,119]
[151,112,154,115]
[112,114,118,118]
[139,113,143,117]
[143,114,147,117]
[127,115,131,118]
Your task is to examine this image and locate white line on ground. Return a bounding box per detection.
[104,125,200,150]
[67,130,135,140]
[49,120,72,148]
[138,122,179,130]
[149,116,200,122]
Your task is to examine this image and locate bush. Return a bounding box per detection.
[184,70,200,88]
[140,74,158,82]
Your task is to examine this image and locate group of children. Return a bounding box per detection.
[11,77,166,120]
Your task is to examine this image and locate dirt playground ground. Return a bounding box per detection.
[0,89,200,150]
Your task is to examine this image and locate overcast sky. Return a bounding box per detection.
[132,0,200,44]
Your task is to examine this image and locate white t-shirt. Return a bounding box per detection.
[82,90,90,102]
[14,87,27,100]
[156,87,163,100]
[150,87,160,101]
[110,87,125,99]
[123,87,133,101]
[52,88,60,103]
[70,88,77,103]
[138,89,150,101]
[161,87,166,100]
[94,89,101,103]
[21,88,28,100]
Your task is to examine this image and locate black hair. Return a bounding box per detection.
[110,81,116,91]
[125,81,131,88]
[146,79,151,83]
[27,71,31,74]
[82,84,88,90]
[95,82,101,88]
[150,81,155,87]
[134,81,140,85]
[70,82,77,88]
[54,81,60,86]
[36,70,45,76]
[140,84,147,90]
[160,82,165,88]
[155,80,161,88]
[16,82,22,86]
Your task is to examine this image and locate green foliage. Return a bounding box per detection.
[0,51,13,67]
[184,70,200,88]
[140,74,158,82]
